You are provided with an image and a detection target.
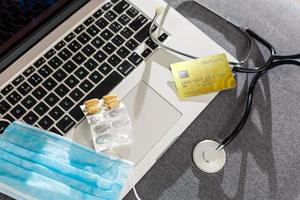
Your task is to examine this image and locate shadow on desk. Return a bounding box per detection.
[125,1,280,200]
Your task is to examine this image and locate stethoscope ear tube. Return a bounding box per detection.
[219,60,300,149]
[150,6,300,154]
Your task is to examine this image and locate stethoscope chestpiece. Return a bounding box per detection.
[193,140,226,173]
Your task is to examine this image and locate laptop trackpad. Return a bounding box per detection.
[114,81,181,164]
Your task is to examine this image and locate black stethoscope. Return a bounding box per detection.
[150,5,300,173]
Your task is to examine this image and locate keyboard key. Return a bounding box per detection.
[23,112,39,125]
[54,41,66,51]
[117,60,135,76]
[108,54,122,67]
[38,116,54,130]
[111,0,119,3]
[134,22,156,43]
[21,95,37,109]
[54,84,69,97]
[58,48,72,61]
[17,82,32,96]
[12,75,25,86]
[128,52,143,66]
[49,127,63,136]
[74,24,85,34]
[79,80,94,93]
[141,48,152,58]
[34,102,49,116]
[158,33,168,42]
[146,38,159,50]
[48,56,63,69]
[65,75,79,88]
[103,42,116,54]
[53,69,67,82]
[72,52,87,65]
[65,32,76,42]
[102,2,113,10]
[32,86,47,100]
[84,58,99,71]
[11,105,26,119]
[125,38,139,50]
[7,91,22,104]
[59,97,74,111]
[42,77,57,91]
[116,46,130,58]
[82,44,96,57]
[77,32,91,45]
[126,7,139,18]
[104,10,118,21]
[112,35,125,46]
[33,57,46,68]
[28,73,43,86]
[44,49,56,59]
[62,60,77,73]
[93,9,104,18]
[1,84,13,96]
[44,93,59,107]
[109,21,122,33]
[3,114,15,123]
[91,37,105,49]
[49,106,64,120]
[84,71,123,101]
[68,40,82,53]
[89,71,103,84]
[70,106,84,121]
[100,29,114,40]
[120,27,133,39]
[113,1,130,14]
[0,100,11,115]
[96,17,109,29]
[23,66,35,77]
[38,65,53,78]
[56,115,76,133]
[17,82,33,96]
[69,88,84,102]
[93,50,107,63]
[118,14,131,25]
[129,14,147,31]
[75,67,89,80]
[87,25,100,37]
[83,17,94,26]
[98,63,112,75]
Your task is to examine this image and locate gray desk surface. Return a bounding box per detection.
[1,0,300,200]
[125,0,300,200]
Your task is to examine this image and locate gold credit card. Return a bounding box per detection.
[170,54,236,98]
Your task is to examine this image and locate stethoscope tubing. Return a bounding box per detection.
[150,8,300,151]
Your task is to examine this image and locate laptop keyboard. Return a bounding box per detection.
[0,0,168,135]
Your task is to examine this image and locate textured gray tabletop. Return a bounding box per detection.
[1,0,300,200]
[124,0,300,200]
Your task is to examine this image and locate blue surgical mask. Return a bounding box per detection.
[0,121,133,200]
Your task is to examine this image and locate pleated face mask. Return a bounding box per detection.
[0,121,133,200]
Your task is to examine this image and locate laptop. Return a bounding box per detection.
[0,0,235,197]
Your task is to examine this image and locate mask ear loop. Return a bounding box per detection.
[0,119,11,134]
[129,169,142,200]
